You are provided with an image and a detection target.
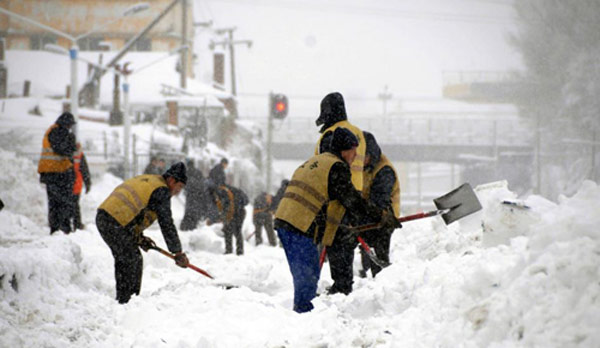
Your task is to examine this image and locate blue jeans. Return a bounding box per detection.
[277,227,320,313]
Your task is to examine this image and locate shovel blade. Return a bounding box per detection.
[433,183,482,225]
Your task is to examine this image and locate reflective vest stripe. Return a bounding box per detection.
[120,183,144,211]
[282,192,321,214]
[287,180,328,205]
[111,191,139,216]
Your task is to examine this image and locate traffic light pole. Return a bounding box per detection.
[266,94,274,192]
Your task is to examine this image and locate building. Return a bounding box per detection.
[0,0,194,77]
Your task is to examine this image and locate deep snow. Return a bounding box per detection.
[1,148,599,348]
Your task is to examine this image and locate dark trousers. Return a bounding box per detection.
[71,194,83,230]
[360,228,393,278]
[44,171,74,233]
[327,233,356,295]
[224,210,246,255]
[96,210,143,304]
[277,227,320,313]
[253,212,276,246]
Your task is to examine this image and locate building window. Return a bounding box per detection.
[77,37,105,51]
[128,37,152,51]
[30,34,57,50]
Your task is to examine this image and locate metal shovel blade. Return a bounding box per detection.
[433,183,482,225]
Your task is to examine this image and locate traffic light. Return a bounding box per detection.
[270,93,288,119]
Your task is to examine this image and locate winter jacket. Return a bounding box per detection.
[73,149,91,195]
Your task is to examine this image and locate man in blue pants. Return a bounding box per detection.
[274,128,394,313]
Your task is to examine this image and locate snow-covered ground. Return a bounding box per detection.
[1,147,599,348]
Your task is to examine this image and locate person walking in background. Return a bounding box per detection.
[209,158,228,186]
[143,156,161,175]
[359,132,401,278]
[38,112,77,235]
[206,183,248,255]
[252,192,276,246]
[180,159,208,231]
[71,142,91,231]
[274,128,395,313]
[96,162,190,304]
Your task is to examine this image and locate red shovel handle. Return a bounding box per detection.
[152,246,214,279]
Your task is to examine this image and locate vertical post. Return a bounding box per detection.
[70,45,79,135]
[132,133,138,176]
[535,114,541,194]
[123,75,131,179]
[417,162,422,211]
[228,30,236,97]
[266,93,273,192]
[103,131,108,160]
[180,0,187,89]
[0,38,6,99]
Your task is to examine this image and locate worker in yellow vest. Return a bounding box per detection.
[96,162,190,304]
[314,92,370,295]
[275,127,396,313]
[38,112,77,234]
[359,132,401,278]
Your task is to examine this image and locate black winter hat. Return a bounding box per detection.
[363,131,381,166]
[330,127,359,153]
[56,112,76,127]
[164,162,187,184]
[316,92,347,130]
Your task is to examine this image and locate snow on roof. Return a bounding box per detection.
[5,50,229,108]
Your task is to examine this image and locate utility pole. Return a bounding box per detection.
[180,0,188,89]
[266,93,274,192]
[210,27,252,97]
[378,85,392,116]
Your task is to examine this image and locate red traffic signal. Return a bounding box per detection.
[270,93,288,119]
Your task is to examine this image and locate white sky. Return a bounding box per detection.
[193,0,521,115]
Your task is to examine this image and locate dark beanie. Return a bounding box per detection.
[56,112,75,127]
[330,127,359,153]
[363,131,381,165]
[164,162,187,184]
[316,92,347,127]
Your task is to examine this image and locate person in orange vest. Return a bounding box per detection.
[71,142,91,231]
[252,192,276,246]
[38,112,77,234]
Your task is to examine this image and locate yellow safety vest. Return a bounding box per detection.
[315,120,366,191]
[37,124,73,173]
[98,175,167,235]
[362,154,401,218]
[275,152,346,246]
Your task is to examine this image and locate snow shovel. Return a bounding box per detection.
[357,236,390,268]
[149,245,215,279]
[354,183,482,233]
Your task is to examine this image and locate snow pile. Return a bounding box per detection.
[0,149,47,227]
[0,148,599,347]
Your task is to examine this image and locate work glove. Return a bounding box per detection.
[380,208,402,230]
[85,185,91,194]
[174,252,189,268]
[138,236,157,252]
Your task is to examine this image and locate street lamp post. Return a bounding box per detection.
[0,3,149,135]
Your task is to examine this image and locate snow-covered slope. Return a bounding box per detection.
[1,149,598,347]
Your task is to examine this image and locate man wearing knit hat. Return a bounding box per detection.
[275,127,391,313]
[96,162,190,304]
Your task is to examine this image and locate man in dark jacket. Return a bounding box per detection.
[252,192,276,246]
[274,127,397,313]
[359,132,401,278]
[208,158,228,187]
[96,162,190,304]
[180,159,208,231]
[206,183,248,255]
[38,112,77,234]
